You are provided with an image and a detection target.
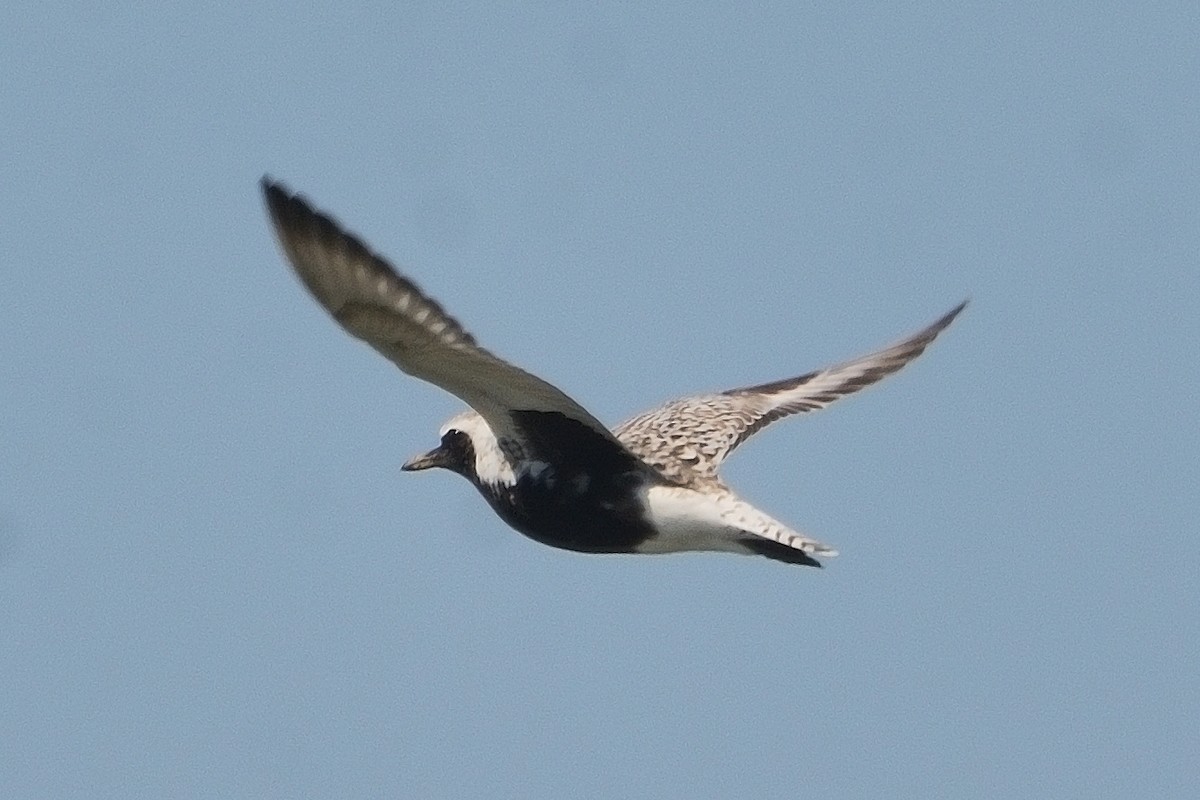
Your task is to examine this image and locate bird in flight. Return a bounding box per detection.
[262,179,964,567]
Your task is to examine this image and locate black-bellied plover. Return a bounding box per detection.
[263,179,965,567]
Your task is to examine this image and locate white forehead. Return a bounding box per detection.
[438,409,514,485]
[439,410,494,441]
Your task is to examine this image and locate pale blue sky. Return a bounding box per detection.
[3,3,1198,798]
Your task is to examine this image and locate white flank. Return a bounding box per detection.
[637,485,837,558]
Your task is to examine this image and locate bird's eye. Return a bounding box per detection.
[442,429,464,446]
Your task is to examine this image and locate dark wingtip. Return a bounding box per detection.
[740,537,825,568]
[259,179,331,246]
[260,175,280,199]
[910,299,969,347]
[260,176,295,220]
[937,299,970,329]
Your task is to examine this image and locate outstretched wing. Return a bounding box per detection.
[262,179,641,470]
[614,302,966,484]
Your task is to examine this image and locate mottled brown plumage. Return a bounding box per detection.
[614,302,966,487]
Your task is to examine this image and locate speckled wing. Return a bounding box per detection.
[262,179,626,454]
[614,302,966,485]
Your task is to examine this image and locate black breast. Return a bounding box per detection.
[480,467,656,553]
[478,409,663,554]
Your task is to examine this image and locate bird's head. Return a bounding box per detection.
[402,410,513,485]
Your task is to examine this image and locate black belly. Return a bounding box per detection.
[478,473,656,554]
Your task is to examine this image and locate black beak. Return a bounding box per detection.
[402,444,453,472]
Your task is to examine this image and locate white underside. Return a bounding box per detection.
[636,485,838,558]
